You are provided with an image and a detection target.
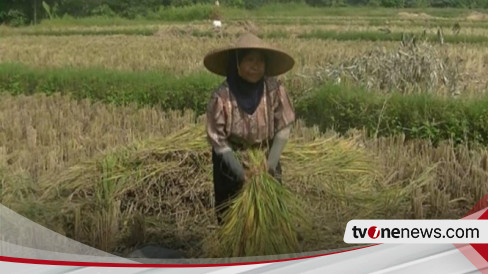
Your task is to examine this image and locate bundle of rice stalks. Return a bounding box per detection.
[207,149,308,257]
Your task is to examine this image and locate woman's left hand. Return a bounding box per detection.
[267,167,276,178]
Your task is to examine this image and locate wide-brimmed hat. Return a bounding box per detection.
[203,33,295,77]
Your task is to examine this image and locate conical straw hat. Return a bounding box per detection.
[203,33,295,77]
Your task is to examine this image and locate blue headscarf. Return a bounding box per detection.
[226,49,265,115]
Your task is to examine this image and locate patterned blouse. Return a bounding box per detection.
[206,77,295,151]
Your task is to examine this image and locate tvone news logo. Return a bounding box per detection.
[351,225,444,239]
[347,221,482,243]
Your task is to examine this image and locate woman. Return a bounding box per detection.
[203,33,296,222]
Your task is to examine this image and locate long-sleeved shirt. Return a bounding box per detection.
[206,77,295,151]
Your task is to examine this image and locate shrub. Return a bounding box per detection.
[5,9,28,27]
[151,4,213,21]
[91,4,117,17]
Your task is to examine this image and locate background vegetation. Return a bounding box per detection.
[2,0,488,26]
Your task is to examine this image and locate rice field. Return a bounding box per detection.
[3,28,488,94]
[2,6,488,259]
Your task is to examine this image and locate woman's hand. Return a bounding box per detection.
[218,148,246,182]
[267,167,276,178]
[243,170,250,182]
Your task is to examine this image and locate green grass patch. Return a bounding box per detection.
[298,30,401,41]
[13,28,158,36]
[38,15,158,27]
[298,29,488,43]
[248,16,488,30]
[3,63,488,145]
[367,18,488,29]
[420,7,473,18]
[231,5,472,19]
[296,83,488,145]
[0,63,221,115]
[248,5,406,17]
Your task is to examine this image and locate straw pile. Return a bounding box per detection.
[19,121,398,257]
[37,124,213,254]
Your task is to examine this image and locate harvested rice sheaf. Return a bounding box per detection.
[208,149,309,257]
[28,122,399,257]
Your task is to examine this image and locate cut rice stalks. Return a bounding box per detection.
[28,122,380,256]
[208,149,309,257]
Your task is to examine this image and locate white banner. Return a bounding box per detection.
[344,220,488,244]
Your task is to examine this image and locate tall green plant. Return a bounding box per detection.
[42,1,57,19]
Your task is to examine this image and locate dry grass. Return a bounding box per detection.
[0,33,388,75]
[397,12,434,20]
[0,94,390,256]
[302,40,488,96]
[0,34,219,74]
[1,94,487,257]
[4,120,377,257]
[368,135,488,219]
[0,93,195,183]
[2,26,488,94]
[321,41,462,95]
[34,124,213,255]
[466,12,488,21]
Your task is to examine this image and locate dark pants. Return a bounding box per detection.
[211,149,282,224]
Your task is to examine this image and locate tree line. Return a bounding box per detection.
[1,0,487,26]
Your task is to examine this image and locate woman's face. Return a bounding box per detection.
[238,50,266,83]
